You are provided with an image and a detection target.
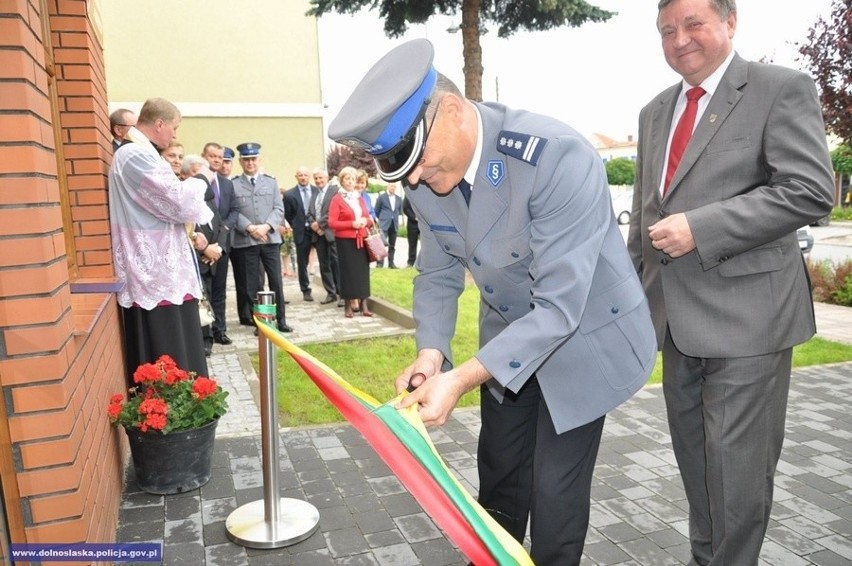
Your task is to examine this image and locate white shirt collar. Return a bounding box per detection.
[462,105,484,188]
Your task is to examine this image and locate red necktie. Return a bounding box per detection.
[664,86,705,195]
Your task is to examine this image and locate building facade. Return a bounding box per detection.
[0,0,128,557]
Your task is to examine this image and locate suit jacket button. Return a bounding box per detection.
[473,256,481,265]
[509,360,521,369]
[611,306,619,314]
[511,251,519,258]
[484,285,494,294]
[444,244,450,251]
[499,305,509,312]
[661,258,669,265]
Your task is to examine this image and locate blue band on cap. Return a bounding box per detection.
[370,67,437,154]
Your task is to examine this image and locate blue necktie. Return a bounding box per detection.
[458,179,471,206]
[211,177,220,208]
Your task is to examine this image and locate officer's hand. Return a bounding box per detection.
[394,349,444,394]
[396,370,467,427]
[649,213,695,258]
[397,356,491,426]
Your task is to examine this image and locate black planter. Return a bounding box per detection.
[125,418,218,495]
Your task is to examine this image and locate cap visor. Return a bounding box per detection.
[375,119,426,182]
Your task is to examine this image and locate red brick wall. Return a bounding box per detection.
[0,0,127,548]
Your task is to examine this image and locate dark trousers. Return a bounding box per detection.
[315,237,340,296]
[210,251,229,336]
[230,249,252,324]
[478,377,604,565]
[232,244,287,325]
[295,232,313,295]
[406,221,419,266]
[385,226,397,266]
[663,328,790,566]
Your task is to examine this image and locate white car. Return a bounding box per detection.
[610,189,634,225]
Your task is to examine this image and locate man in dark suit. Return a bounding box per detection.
[109,108,136,152]
[308,168,341,305]
[628,1,835,563]
[202,142,238,345]
[194,172,229,357]
[283,166,317,302]
[330,39,656,564]
[402,194,419,267]
[373,181,402,268]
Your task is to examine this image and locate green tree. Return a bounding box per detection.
[831,144,852,177]
[308,0,614,101]
[798,0,852,145]
[605,157,635,186]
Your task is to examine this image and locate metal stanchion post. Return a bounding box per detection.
[226,292,319,548]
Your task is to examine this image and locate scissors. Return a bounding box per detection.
[406,372,427,392]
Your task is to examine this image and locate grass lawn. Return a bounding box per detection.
[270,266,852,426]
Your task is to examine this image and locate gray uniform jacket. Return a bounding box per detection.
[407,102,656,434]
[628,54,835,357]
[231,173,285,248]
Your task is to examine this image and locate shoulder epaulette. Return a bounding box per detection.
[496,131,547,166]
[261,173,276,180]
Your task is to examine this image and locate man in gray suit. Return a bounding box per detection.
[628,1,834,564]
[308,168,341,305]
[330,39,656,564]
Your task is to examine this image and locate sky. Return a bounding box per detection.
[315,0,835,140]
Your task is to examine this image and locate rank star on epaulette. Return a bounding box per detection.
[496,130,547,166]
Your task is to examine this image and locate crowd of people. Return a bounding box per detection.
[107,1,837,563]
[108,105,422,365]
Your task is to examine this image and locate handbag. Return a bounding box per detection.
[197,296,215,327]
[364,226,388,263]
[188,232,215,327]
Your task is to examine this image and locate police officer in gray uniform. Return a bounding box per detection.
[230,143,292,333]
[330,39,656,564]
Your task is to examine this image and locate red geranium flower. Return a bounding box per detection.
[107,358,228,434]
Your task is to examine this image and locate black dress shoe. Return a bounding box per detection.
[388,263,397,269]
[277,324,294,333]
[204,344,213,357]
[320,294,337,305]
[213,334,232,345]
[239,319,254,326]
[303,293,314,302]
[337,299,345,307]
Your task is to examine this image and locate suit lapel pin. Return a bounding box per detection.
[709,114,717,123]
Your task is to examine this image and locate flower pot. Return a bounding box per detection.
[125,418,218,495]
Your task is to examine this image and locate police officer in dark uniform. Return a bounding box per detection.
[229,142,292,333]
[329,39,655,564]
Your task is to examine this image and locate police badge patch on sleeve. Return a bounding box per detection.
[497,131,547,166]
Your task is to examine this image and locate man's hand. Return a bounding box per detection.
[247,224,270,242]
[191,232,209,251]
[394,349,445,394]
[649,213,695,258]
[396,352,490,427]
[202,243,222,264]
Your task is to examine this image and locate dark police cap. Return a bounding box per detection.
[236,142,261,158]
[222,146,235,161]
[328,39,437,182]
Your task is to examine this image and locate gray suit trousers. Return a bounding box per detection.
[662,329,791,566]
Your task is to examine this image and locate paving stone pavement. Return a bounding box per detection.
[117,257,852,565]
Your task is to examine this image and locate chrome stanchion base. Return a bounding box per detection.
[225,498,320,549]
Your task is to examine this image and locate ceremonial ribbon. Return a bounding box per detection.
[255,318,533,566]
